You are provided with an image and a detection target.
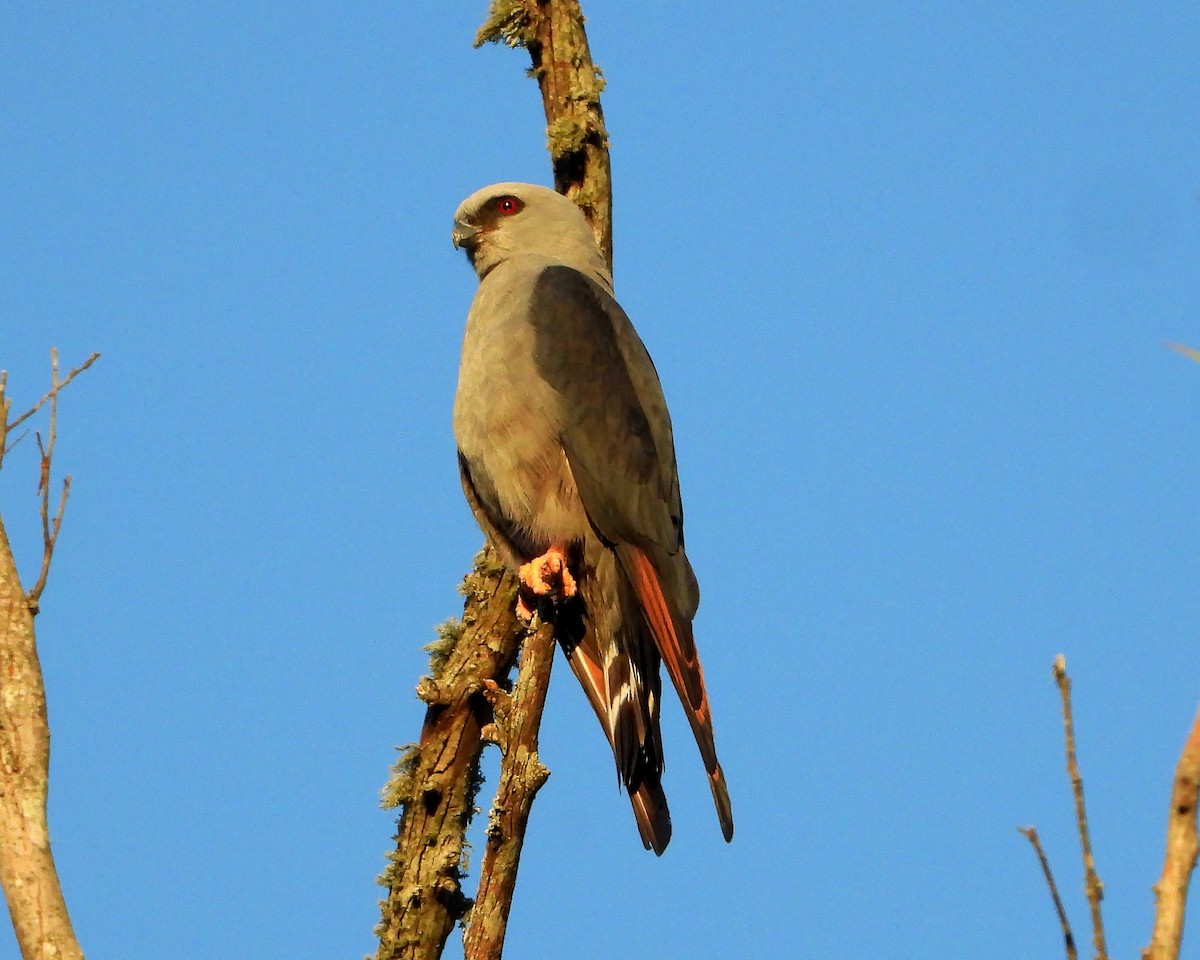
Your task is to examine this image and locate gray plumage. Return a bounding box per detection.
[451,182,732,854]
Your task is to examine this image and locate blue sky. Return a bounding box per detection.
[2,3,1199,958]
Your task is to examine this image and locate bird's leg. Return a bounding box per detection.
[516,544,577,620]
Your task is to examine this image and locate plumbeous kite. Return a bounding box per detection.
[451,182,733,854]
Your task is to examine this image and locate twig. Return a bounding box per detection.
[0,350,99,612]
[463,618,555,960]
[1142,706,1200,960]
[1019,825,1078,960]
[4,351,100,434]
[0,371,8,458]
[1166,341,1200,364]
[1054,654,1109,960]
[24,349,79,612]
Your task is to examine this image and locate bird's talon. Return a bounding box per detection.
[519,547,575,598]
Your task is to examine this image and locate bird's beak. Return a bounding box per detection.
[451,218,479,251]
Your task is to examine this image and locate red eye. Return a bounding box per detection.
[496,196,523,216]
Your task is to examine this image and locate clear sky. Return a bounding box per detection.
[2,3,1198,958]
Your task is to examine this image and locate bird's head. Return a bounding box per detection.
[451,182,611,290]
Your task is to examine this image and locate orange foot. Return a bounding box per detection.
[516,545,577,621]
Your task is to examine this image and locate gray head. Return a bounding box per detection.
[451,182,612,292]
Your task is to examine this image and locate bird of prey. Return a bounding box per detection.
[451,182,733,854]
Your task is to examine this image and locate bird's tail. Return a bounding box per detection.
[628,776,672,856]
[617,544,734,843]
[556,575,673,855]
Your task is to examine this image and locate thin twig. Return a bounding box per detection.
[4,351,100,434]
[23,350,83,613]
[1019,825,1078,960]
[1166,341,1200,364]
[27,478,70,613]
[0,371,8,460]
[1142,706,1200,960]
[1054,654,1109,960]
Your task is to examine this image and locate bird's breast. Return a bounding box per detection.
[453,268,590,544]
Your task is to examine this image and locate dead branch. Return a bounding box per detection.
[1019,825,1078,960]
[463,620,555,960]
[0,350,98,960]
[2,349,99,611]
[375,549,527,960]
[5,348,100,439]
[1142,706,1200,960]
[476,0,613,269]
[1053,655,1109,960]
[0,519,84,960]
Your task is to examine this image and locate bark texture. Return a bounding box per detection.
[0,517,84,960]
[375,549,528,960]
[462,622,555,960]
[0,359,91,960]
[477,0,613,267]
[1143,707,1200,960]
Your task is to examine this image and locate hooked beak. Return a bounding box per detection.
[451,218,479,251]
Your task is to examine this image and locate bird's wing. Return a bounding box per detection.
[526,267,685,555]
[527,265,732,842]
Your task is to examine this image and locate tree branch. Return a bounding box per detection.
[375,549,527,960]
[1019,825,1078,960]
[1142,706,1200,960]
[1053,655,1109,960]
[0,351,97,960]
[476,0,614,271]
[0,518,84,960]
[462,620,555,960]
[4,348,99,441]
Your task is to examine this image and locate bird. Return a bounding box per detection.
[450,181,732,854]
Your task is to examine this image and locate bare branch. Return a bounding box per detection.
[4,350,100,435]
[0,349,97,957]
[476,0,613,271]
[1053,654,1109,960]
[26,477,70,614]
[1142,706,1200,960]
[463,619,555,960]
[0,371,8,466]
[374,549,527,960]
[21,350,84,613]
[1019,825,1078,960]
[0,517,84,960]
[1166,341,1200,364]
